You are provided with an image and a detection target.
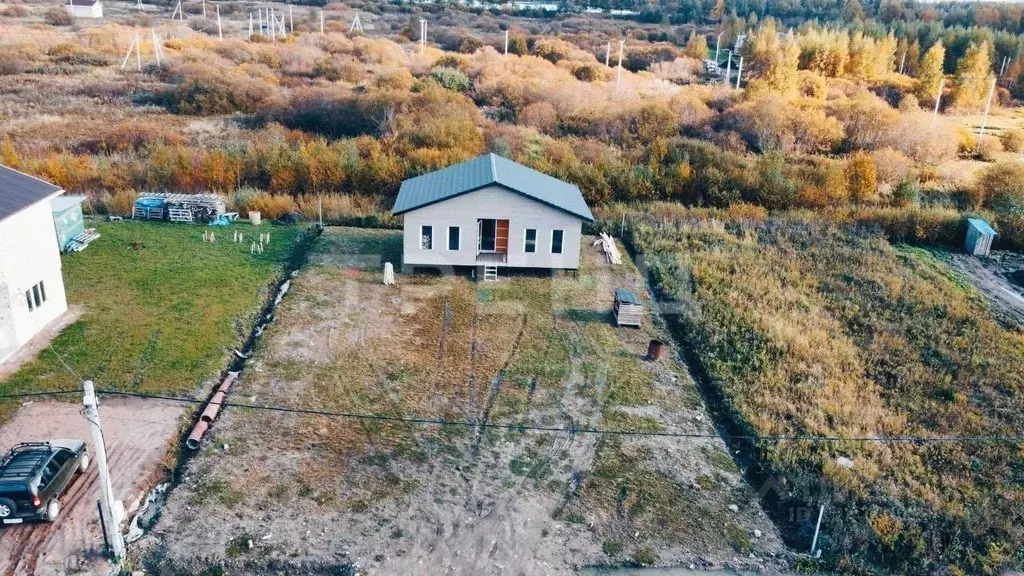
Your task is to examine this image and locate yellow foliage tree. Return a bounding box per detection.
[951,41,994,111]
[847,152,878,204]
[685,30,709,60]
[742,20,800,96]
[916,41,945,104]
[1,136,19,169]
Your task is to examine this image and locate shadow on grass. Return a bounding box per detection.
[561,308,613,324]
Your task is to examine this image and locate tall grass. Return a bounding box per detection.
[628,217,1024,575]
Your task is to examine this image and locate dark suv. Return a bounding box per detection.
[0,440,89,524]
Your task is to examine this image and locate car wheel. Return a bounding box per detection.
[0,498,15,519]
[44,500,60,522]
[79,454,90,472]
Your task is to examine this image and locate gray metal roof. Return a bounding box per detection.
[393,153,594,221]
[967,218,996,236]
[0,165,63,222]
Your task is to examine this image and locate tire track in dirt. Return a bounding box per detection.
[0,399,184,576]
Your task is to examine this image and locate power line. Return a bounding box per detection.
[92,389,1024,445]
[2,388,1020,445]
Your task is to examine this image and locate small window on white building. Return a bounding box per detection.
[421,225,433,250]
[448,226,460,251]
[524,229,537,253]
[26,281,46,312]
[551,230,564,254]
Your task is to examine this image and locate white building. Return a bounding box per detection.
[0,166,70,363]
[393,153,594,279]
[65,0,103,18]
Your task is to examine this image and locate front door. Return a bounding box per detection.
[495,220,509,253]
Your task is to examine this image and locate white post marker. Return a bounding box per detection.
[420,18,427,55]
[735,56,743,89]
[289,5,293,33]
[725,51,732,84]
[504,29,508,56]
[82,381,125,560]
[605,41,611,67]
[248,13,253,38]
[977,77,997,143]
[202,0,206,18]
[217,5,222,40]
[810,503,825,555]
[319,10,324,34]
[270,7,275,41]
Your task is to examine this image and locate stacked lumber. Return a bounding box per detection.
[592,232,622,265]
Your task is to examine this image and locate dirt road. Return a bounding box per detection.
[949,250,1024,330]
[0,398,184,576]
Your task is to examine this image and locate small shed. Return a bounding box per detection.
[65,0,103,18]
[965,218,996,257]
[613,288,643,328]
[51,196,85,251]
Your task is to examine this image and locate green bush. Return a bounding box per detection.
[429,66,470,93]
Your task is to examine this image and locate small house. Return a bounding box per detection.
[392,153,594,280]
[51,196,85,252]
[965,218,996,257]
[0,165,70,363]
[65,0,103,18]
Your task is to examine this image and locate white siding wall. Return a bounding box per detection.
[0,198,69,362]
[65,3,103,17]
[401,186,585,270]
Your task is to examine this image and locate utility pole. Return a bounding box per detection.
[898,51,906,75]
[615,38,624,88]
[419,18,427,55]
[216,5,222,40]
[151,28,161,66]
[977,77,997,143]
[932,77,944,128]
[289,5,293,33]
[248,12,252,38]
[735,56,743,89]
[715,30,725,63]
[504,29,508,56]
[202,0,206,18]
[83,381,125,560]
[725,50,732,85]
[605,41,611,67]
[319,10,324,34]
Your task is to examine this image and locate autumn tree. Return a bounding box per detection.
[915,41,945,104]
[685,30,709,60]
[1,136,19,168]
[742,20,800,96]
[847,152,878,204]
[951,41,995,111]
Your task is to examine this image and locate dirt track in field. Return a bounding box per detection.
[0,398,184,576]
[949,250,1024,330]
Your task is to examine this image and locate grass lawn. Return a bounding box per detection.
[0,220,306,419]
[146,226,783,575]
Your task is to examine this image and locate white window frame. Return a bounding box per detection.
[523,228,537,254]
[420,225,433,250]
[447,226,460,251]
[550,229,564,254]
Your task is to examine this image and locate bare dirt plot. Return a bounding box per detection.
[0,398,184,576]
[142,227,787,575]
[947,250,1024,330]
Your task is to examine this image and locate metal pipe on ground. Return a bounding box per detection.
[186,421,209,450]
[200,391,226,424]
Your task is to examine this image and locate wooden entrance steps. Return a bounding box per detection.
[483,265,499,282]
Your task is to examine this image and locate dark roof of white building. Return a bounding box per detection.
[392,153,594,221]
[0,165,64,222]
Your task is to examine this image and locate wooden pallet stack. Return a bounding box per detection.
[133,193,226,223]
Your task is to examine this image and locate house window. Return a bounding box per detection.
[421,225,433,250]
[524,229,537,253]
[26,281,46,312]
[551,230,564,254]
[448,226,460,251]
